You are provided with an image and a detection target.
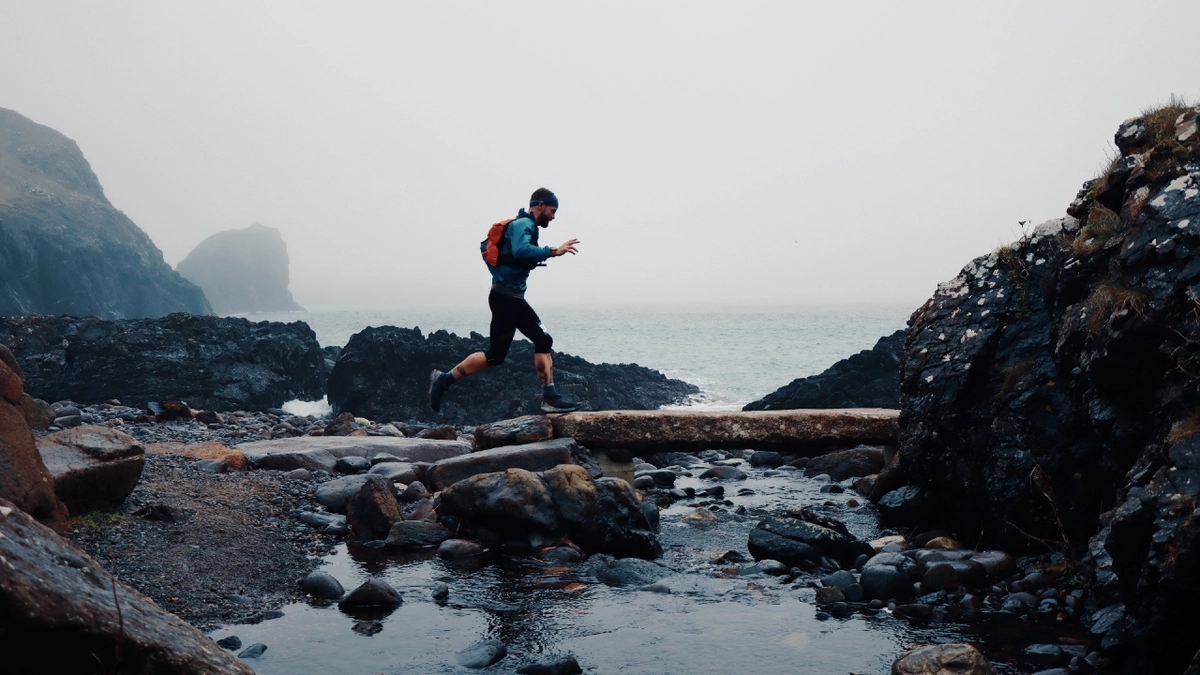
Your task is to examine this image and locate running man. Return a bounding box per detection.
[429,188,582,414]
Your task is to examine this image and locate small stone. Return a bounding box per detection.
[351,620,383,636]
[334,456,371,474]
[815,586,846,604]
[216,635,242,650]
[238,643,267,659]
[456,639,507,669]
[438,539,483,558]
[300,571,344,599]
[699,466,747,480]
[639,582,671,593]
[431,583,450,601]
[338,578,403,610]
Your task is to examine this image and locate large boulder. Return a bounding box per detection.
[897,104,1200,672]
[238,436,470,473]
[0,497,254,674]
[175,222,304,315]
[745,330,905,410]
[0,314,324,411]
[326,325,698,426]
[473,414,554,450]
[0,107,211,319]
[38,425,144,514]
[0,345,68,531]
[746,507,873,568]
[439,464,662,559]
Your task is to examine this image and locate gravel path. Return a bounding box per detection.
[68,452,338,631]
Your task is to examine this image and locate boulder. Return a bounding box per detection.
[368,461,419,484]
[897,105,1200,671]
[338,578,403,610]
[0,497,253,674]
[38,425,144,515]
[890,643,995,675]
[19,394,55,430]
[550,409,899,453]
[747,507,873,568]
[385,521,450,550]
[473,414,554,450]
[237,436,470,473]
[0,107,212,319]
[426,438,578,491]
[804,445,887,481]
[439,464,661,559]
[175,222,304,314]
[746,329,905,410]
[0,314,323,411]
[315,474,391,515]
[325,325,698,426]
[0,348,68,531]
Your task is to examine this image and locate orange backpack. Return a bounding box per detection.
[480,218,515,267]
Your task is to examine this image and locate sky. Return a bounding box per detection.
[2,1,1198,312]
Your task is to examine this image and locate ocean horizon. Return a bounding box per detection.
[245,302,914,412]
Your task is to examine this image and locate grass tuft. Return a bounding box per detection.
[1071,205,1122,257]
[1083,281,1147,335]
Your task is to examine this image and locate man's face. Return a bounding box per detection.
[532,204,557,227]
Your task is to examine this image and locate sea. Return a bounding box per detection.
[244,303,914,412]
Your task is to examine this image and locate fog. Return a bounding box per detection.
[2,1,1198,311]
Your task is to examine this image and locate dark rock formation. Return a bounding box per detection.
[426,438,577,491]
[439,464,662,559]
[175,223,304,315]
[744,329,904,410]
[0,107,211,318]
[0,344,68,531]
[746,507,873,569]
[327,326,699,426]
[898,103,1200,672]
[0,313,324,411]
[0,497,255,674]
[38,425,145,515]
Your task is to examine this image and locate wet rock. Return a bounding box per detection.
[633,475,654,489]
[747,508,873,568]
[0,497,254,674]
[862,552,919,602]
[683,507,719,524]
[300,571,344,599]
[815,586,846,604]
[38,425,144,514]
[299,510,348,534]
[440,464,661,559]
[437,539,483,558]
[805,445,887,481]
[457,639,507,669]
[639,582,671,594]
[473,415,554,450]
[890,643,995,674]
[426,438,578,491]
[746,330,904,410]
[540,546,583,564]
[924,536,963,550]
[516,657,584,675]
[20,394,56,430]
[699,466,748,480]
[920,561,986,594]
[237,643,267,659]
[749,451,784,467]
[351,620,383,636]
[216,636,242,650]
[875,485,928,523]
[582,554,670,587]
[338,578,403,610]
[385,521,450,550]
[345,475,403,540]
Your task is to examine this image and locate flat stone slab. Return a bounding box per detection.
[236,437,472,473]
[38,426,145,514]
[426,438,578,491]
[550,409,899,453]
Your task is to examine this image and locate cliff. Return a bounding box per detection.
[898,101,1200,673]
[176,223,304,314]
[0,108,211,318]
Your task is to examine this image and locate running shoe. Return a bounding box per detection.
[429,369,450,412]
[540,389,580,414]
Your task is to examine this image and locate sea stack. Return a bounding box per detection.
[176,223,303,315]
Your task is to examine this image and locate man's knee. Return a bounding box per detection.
[484,350,507,367]
[533,332,553,353]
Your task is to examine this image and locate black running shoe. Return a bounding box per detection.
[429,369,450,412]
[540,389,580,414]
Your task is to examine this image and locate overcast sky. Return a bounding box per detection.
[2,1,1197,311]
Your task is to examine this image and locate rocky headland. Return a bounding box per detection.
[894,102,1200,673]
[327,325,700,426]
[176,222,304,315]
[0,107,212,318]
[744,329,904,410]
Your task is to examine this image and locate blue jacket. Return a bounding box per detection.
[485,209,554,296]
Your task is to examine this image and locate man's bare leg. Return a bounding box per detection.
[534,352,553,386]
[451,351,490,380]
[430,351,489,412]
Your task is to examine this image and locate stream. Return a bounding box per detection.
[210,458,1084,674]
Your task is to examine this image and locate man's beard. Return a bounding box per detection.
[535,214,550,227]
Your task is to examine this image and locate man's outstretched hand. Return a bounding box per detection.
[552,239,580,257]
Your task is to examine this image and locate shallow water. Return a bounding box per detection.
[211,465,1070,674]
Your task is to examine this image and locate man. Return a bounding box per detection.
[429,187,581,414]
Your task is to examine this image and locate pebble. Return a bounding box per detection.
[456,639,508,669]
[431,583,450,602]
[351,620,383,636]
[238,643,268,658]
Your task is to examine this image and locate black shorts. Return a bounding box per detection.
[484,291,552,365]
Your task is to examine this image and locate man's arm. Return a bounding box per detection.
[509,219,554,263]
